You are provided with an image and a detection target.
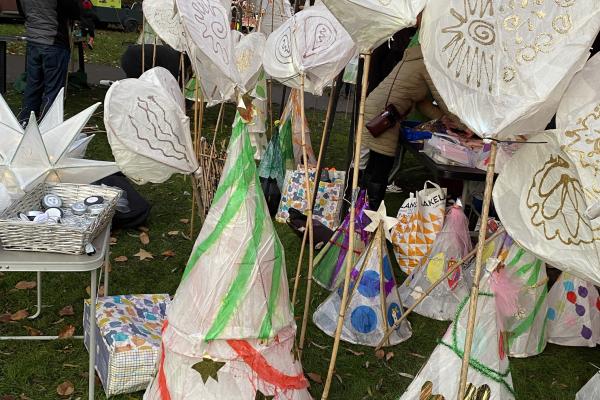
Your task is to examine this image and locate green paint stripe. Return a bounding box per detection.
[509,288,548,343]
[258,212,284,339]
[181,120,251,280]
[507,248,526,267]
[205,126,265,340]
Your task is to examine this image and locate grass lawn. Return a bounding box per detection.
[0,25,598,399]
[0,23,138,67]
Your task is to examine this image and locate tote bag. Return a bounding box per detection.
[391,181,446,274]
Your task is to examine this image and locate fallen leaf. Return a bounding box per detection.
[51,318,65,325]
[133,249,154,261]
[139,232,150,245]
[0,313,12,323]
[167,230,180,236]
[344,348,364,356]
[364,361,370,369]
[15,281,36,290]
[408,352,426,359]
[398,372,415,379]
[335,374,343,384]
[162,250,176,258]
[138,226,150,233]
[58,305,74,317]
[10,309,29,321]
[56,381,74,397]
[309,341,328,350]
[24,326,42,336]
[180,218,190,224]
[385,352,394,361]
[58,324,75,339]
[85,286,105,297]
[375,349,385,359]
[109,237,117,245]
[306,372,322,384]
[114,256,128,263]
[62,363,79,368]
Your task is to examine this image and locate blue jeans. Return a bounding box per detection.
[18,43,70,123]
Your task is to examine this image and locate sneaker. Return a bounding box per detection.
[386,184,403,193]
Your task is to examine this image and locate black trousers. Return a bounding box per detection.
[363,150,395,210]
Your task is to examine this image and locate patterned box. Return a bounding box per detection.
[83,294,170,396]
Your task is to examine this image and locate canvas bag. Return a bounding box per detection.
[276,167,345,229]
[391,181,446,274]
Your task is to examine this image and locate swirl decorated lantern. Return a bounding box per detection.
[143,0,186,52]
[262,1,357,95]
[494,53,600,287]
[104,67,199,184]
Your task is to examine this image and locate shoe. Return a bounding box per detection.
[386,184,403,193]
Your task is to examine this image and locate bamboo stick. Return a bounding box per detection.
[457,141,498,399]
[190,78,200,238]
[321,52,371,400]
[141,22,145,75]
[297,75,315,361]
[375,227,506,350]
[377,222,390,348]
[297,74,341,351]
[152,37,157,68]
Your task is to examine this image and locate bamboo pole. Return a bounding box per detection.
[291,74,340,307]
[377,221,390,348]
[297,75,315,360]
[141,22,145,75]
[296,74,341,349]
[190,78,200,238]
[457,141,499,399]
[321,52,371,400]
[152,37,157,68]
[375,227,506,350]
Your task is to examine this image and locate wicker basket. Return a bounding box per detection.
[0,183,122,255]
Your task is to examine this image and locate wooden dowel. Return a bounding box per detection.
[321,52,371,400]
[457,141,499,399]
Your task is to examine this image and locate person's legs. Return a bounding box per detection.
[364,150,395,210]
[39,45,70,118]
[18,43,44,123]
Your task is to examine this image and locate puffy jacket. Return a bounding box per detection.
[362,46,463,157]
[17,0,81,47]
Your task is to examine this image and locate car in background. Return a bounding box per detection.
[0,0,142,32]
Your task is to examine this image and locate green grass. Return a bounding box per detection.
[0,86,598,400]
[0,23,138,67]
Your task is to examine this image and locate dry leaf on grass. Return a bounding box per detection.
[109,237,117,245]
[56,381,74,397]
[398,372,414,379]
[345,348,364,356]
[139,232,150,245]
[133,249,154,261]
[408,352,425,359]
[15,281,36,290]
[306,372,322,384]
[138,226,150,233]
[167,230,180,236]
[24,326,42,336]
[62,363,79,368]
[10,310,29,321]
[162,250,176,258]
[58,305,74,317]
[385,352,394,361]
[51,318,65,325]
[58,325,75,339]
[114,256,128,263]
[180,218,189,224]
[375,349,385,359]
[0,313,12,323]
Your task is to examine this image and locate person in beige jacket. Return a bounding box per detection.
[362,43,463,209]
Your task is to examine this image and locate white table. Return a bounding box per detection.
[0,228,111,400]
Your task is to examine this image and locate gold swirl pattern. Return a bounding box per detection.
[527,154,600,245]
[468,20,496,45]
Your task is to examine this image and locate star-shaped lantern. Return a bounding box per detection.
[364,201,398,241]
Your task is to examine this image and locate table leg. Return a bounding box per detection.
[103,253,110,297]
[88,269,97,400]
[28,272,42,319]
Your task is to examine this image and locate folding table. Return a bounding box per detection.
[0,228,111,400]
